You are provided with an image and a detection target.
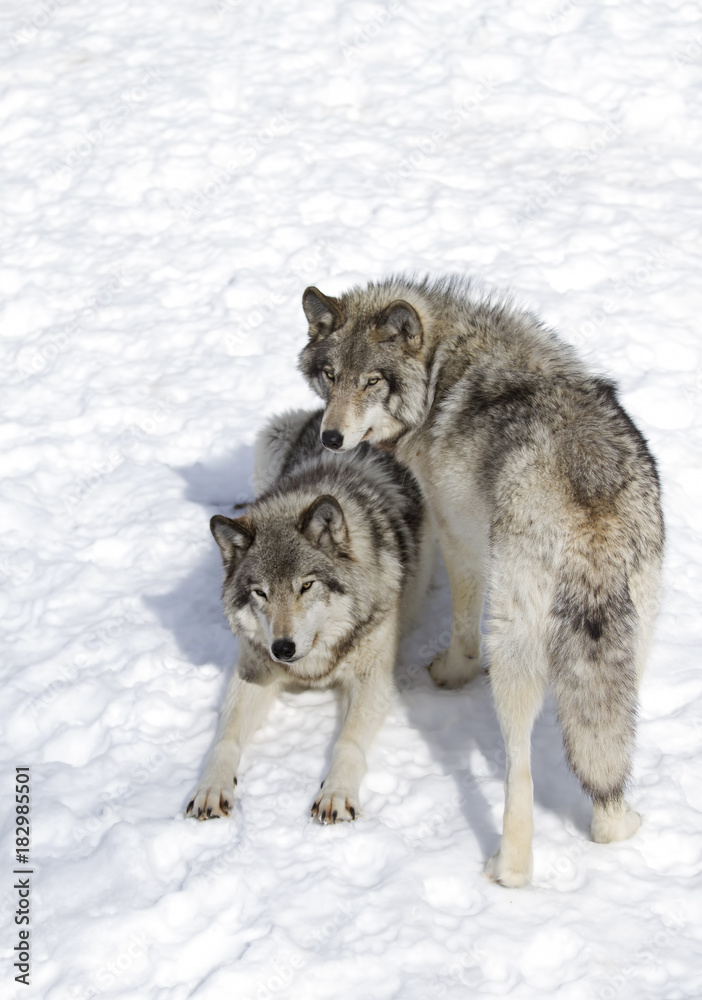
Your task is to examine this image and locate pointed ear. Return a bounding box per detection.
[210,515,254,565]
[299,495,348,551]
[302,287,345,341]
[376,300,423,349]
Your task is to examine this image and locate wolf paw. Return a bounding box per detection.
[484,849,532,888]
[186,776,237,820]
[311,783,359,824]
[428,645,481,689]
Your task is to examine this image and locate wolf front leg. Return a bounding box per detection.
[186,640,282,820]
[428,524,486,689]
[311,617,397,824]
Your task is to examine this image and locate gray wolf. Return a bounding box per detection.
[298,275,664,886]
[186,408,435,823]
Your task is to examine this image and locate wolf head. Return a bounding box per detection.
[211,494,355,680]
[297,284,431,452]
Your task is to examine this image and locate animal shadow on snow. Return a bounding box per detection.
[147,446,590,844]
[145,444,256,673]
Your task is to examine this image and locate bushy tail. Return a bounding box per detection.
[547,568,640,805]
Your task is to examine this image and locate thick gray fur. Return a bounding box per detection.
[298,274,664,886]
[186,408,435,825]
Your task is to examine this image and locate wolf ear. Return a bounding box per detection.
[210,515,254,565]
[302,287,344,341]
[300,494,348,551]
[377,300,423,349]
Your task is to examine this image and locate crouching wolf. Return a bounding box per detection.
[298,276,664,885]
[186,408,434,823]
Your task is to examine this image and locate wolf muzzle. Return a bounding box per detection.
[321,429,343,451]
[271,638,297,661]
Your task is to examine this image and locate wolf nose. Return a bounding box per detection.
[271,638,296,661]
[322,429,344,450]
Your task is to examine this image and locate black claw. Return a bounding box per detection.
[197,807,202,817]
[223,800,230,810]
[206,807,212,816]
[332,810,337,821]
[186,800,194,813]
[349,806,356,819]
[233,777,238,786]
[321,810,326,821]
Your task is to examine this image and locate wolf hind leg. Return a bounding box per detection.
[485,662,548,888]
[549,580,642,845]
[484,600,549,887]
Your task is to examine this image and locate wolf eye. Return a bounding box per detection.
[253,589,267,599]
[323,369,335,382]
[300,581,314,593]
[365,377,380,387]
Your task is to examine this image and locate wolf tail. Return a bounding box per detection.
[547,558,641,807]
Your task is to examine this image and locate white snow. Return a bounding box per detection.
[2,0,702,997]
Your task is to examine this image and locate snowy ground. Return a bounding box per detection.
[2,0,702,997]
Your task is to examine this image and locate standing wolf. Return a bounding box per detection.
[186,408,434,824]
[298,276,664,886]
